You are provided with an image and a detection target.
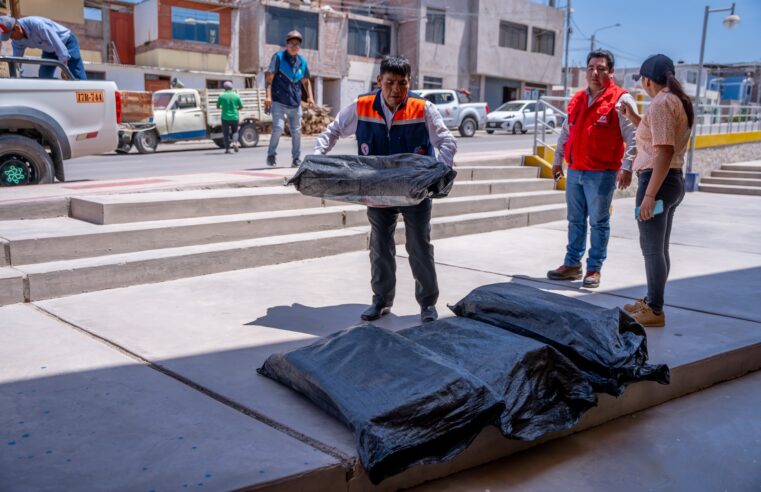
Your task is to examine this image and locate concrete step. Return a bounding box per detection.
[455,155,524,167]
[721,163,761,172]
[0,267,24,305]
[2,191,565,265]
[699,183,761,196]
[456,166,538,180]
[701,176,761,187]
[711,170,761,179]
[12,203,566,302]
[72,178,555,225]
[15,229,370,301]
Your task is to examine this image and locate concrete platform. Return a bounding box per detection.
[3,191,759,490]
[0,304,344,492]
[413,369,761,492]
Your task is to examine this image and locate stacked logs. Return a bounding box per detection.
[282,103,334,135]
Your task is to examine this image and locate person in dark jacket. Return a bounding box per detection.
[314,56,457,323]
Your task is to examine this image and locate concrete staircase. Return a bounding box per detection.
[700,162,761,196]
[0,156,566,304]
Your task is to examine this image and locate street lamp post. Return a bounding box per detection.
[590,23,621,52]
[685,3,740,192]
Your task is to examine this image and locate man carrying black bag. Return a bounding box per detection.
[314,56,457,323]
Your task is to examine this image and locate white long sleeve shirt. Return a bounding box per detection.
[314,95,457,167]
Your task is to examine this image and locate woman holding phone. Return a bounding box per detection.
[618,54,694,327]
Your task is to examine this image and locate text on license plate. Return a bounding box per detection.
[76,91,105,103]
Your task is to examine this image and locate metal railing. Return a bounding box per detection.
[532,94,761,160]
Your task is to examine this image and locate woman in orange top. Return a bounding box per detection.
[619,54,694,327]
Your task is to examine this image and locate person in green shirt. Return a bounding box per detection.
[216,81,244,153]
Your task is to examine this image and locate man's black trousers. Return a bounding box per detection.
[366,198,439,308]
[222,120,239,151]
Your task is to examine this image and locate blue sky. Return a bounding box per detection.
[566,0,761,68]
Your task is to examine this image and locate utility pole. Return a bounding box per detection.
[590,33,595,52]
[562,0,572,100]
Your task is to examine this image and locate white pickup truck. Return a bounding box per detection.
[413,89,489,137]
[125,88,271,153]
[0,56,119,186]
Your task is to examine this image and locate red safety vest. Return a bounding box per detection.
[564,83,628,171]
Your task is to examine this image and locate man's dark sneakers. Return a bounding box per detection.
[421,306,438,323]
[360,303,391,321]
[266,155,277,167]
[583,271,601,288]
[547,265,582,281]
[292,158,301,168]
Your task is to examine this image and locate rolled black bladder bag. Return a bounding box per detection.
[450,282,670,395]
[399,317,597,441]
[257,325,503,484]
[287,153,457,207]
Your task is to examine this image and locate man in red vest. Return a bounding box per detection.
[547,50,637,288]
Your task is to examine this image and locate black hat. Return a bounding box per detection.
[633,54,675,85]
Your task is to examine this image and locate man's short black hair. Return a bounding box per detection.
[586,49,615,70]
[379,56,411,78]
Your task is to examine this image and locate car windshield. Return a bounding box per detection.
[152,93,174,110]
[495,102,525,112]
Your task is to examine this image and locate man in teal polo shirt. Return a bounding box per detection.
[216,81,243,154]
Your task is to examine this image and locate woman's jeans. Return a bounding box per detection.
[636,169,685,312]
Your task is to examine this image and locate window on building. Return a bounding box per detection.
[206,79,225,89]
[687,71,698,84]
[425,8,446,45]
[531,27,555,55]
[499,21,528,51]
[265,6,319,50]
[423,76,443,89]
[85,71,106,80]
[171,7,220,44]
[348,20,390,58]
[84,7,102,21]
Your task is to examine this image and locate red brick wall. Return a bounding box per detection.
[158,0,232,48]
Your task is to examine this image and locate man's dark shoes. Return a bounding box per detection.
[360,303,391,321]
[421,306,438,323]
[266,155,277,167]
[583,271,601,288]
[547,265,582,281]
[292,158,301,168]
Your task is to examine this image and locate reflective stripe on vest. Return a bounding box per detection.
[355,90,434,157]
[564,83,627,171]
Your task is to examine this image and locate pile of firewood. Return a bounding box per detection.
[283,103,334,135]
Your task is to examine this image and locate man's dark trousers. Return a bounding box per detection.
[221,120,239,151]
[366,198,438,308]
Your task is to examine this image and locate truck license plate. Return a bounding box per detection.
[76,91,105,103]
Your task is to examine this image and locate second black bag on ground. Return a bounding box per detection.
[450,282,670,395]
[400,317,597,441]
[287,153,457,207]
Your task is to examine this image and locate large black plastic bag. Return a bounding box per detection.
[287,153,457,207]
[257,325,503,484]
[399,318,597,441]
[450,283,670,395]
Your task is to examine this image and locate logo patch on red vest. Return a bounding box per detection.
[597,114,609,124]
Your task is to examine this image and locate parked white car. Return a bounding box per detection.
[486,100,556,135]
[0,56,119,185]
[414,89,488,137]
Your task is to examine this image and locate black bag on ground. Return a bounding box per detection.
[399,317,597,441]
[287,153,457,207]
[449,282,670,395]
[257,325,503,484]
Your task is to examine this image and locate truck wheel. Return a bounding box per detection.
[0,134,54,186]
[238,123,259,148]
[134,130,159,154]
[458,117,477,138]
[212,138,225,149]
[486,130,495,134]
[512,122,523,135]
[547,120,556,129]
